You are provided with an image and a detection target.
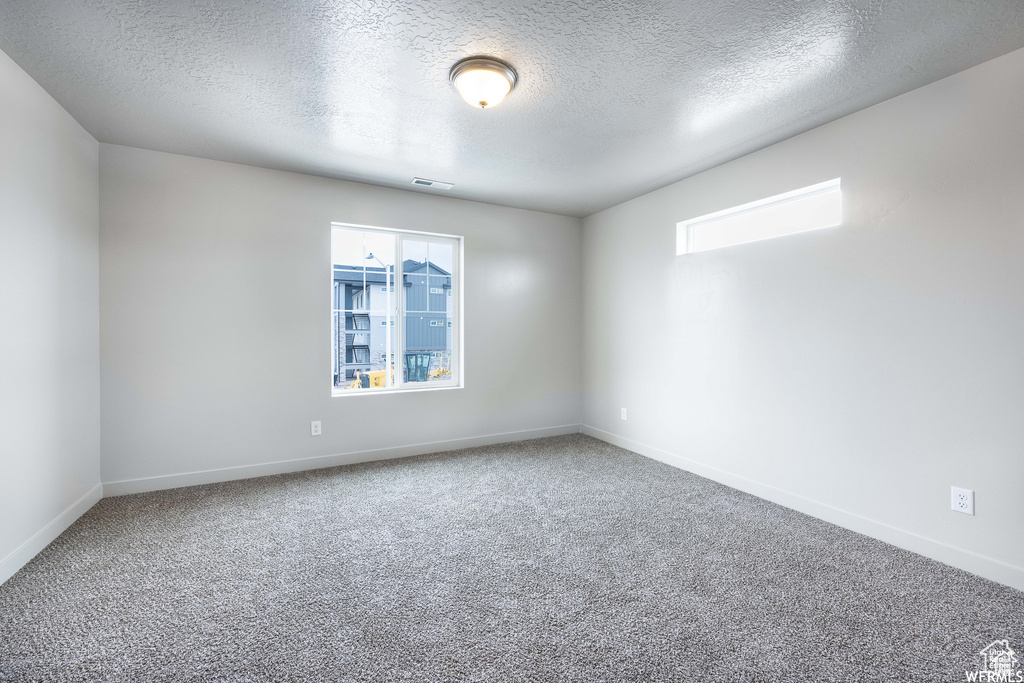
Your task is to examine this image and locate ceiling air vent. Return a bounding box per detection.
[411,177,454,190]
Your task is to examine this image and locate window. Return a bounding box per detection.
[332,223,461,394]
[676,178,841,255]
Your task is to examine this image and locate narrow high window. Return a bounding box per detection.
[332,223,461,394]
[677,178,841,255]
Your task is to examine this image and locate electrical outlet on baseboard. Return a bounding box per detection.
[311,420,322,437]
[620,408,627,421]
[950,486,974,515]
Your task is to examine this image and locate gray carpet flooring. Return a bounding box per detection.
[0,434,1021,682]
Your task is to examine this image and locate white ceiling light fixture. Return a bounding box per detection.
[449,56,518,109]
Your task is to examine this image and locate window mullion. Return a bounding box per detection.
[394,235,403,390]
[452,238,459,386]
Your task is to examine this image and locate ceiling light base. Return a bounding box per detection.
[449,56,518,109]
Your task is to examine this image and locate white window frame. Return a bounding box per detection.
[331,222,463,396]
[676,178,841,255]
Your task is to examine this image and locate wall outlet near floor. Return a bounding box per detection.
[620,408,627,421]
[310,420,322,437]
[950,486,974,515]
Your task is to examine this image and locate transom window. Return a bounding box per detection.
[677,178,841,255]
[332,223,461,394]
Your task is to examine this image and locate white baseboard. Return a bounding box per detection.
[103,424,582,497]
[0,483,103,586]
[581,424,1024,592]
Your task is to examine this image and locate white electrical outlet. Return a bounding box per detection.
[620,408,627,421]
[310,420,322,437]
[950,486,974,515]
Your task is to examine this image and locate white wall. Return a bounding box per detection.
[100,145,582,491]
[582,47,1024,590]
[0,50,101,583]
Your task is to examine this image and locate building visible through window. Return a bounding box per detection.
[331,224,460,393]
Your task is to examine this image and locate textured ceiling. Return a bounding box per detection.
[2,1,1023,217]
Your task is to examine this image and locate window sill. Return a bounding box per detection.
[331,383,463,398]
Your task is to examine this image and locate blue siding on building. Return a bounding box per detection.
[405,273,428,311]
[428,276,448,312]
[402,262,451,353]
[333,260,452,384]
[404,314,447,351]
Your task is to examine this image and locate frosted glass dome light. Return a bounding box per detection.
[449,57,518,110]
